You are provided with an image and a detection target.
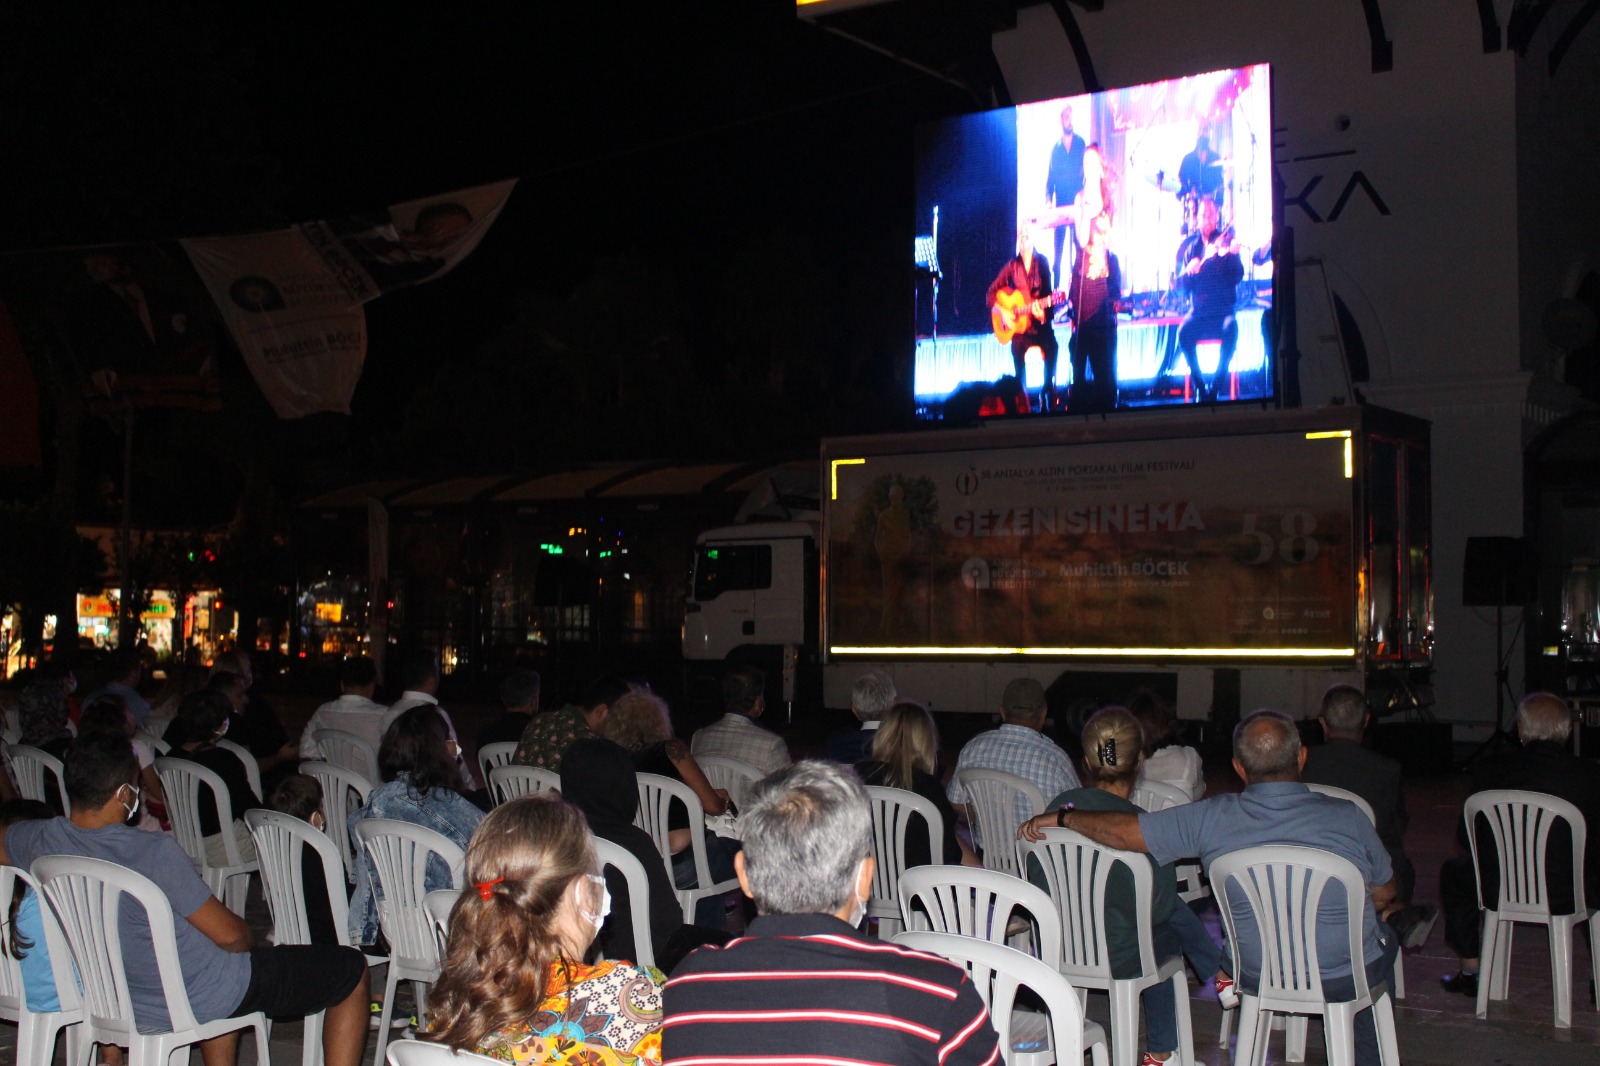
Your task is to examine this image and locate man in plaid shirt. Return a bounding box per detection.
[690,666,792,777]
[946,677,1079,852]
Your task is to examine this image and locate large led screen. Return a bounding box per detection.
[912,64,1275,420]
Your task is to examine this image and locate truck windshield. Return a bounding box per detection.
[693,543,771,600]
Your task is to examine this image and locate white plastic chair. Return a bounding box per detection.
[423,887,462,960]
[1,709,20,745]
[696,753,765,810]
[1465,789,1599,1028]
[0,864,85,1066]
[488,763,560,806]
[1209,845,1399,1066]
[1130,780,1208,905]
[245,808,387,1066]
[315,727,381,782]
[32,855,271,1066]
[899,863,1061,959]
[300,760,374,882]
[475,740,518,786]
[635,772,740,923]
[1305,782,1403,1000]
[896,930,1109,1066]
[154,756,259,915]
[6,746,69,815]
[387,1036,502,1066]
[954,768,1045,877]
[355,818,467,1066]
[1019,828,1195,1066]
[593,837,657,969]
[864,785,942,939]
[214,737,263,799]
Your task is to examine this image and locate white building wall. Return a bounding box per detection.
[992,0,1568,735]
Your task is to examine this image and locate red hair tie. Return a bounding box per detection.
[475,877,504,900]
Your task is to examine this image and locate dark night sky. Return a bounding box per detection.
[1,3,975,517]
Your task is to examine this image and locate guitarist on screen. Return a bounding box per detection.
[986,225,1062,413]
[1173,197,1244,402]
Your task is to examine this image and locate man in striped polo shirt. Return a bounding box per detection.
[663,760,999,1066]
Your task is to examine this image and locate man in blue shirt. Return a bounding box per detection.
[1032,710,1399,1066]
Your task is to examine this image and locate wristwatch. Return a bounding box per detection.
[1055,803,1074,828]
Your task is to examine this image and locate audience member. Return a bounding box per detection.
[380,649,477,795]
[79,693,167,831]
[1303,685,1415,904]
[0,733,369,1066]
[511,675,629,774]
[856,700,976,867]
[1046,710,1401,1066]
[1438,692,1600,995]
[478,669,541,752]
[209,651,298,790]
[82,647,152,728]
[663,760,1000,1066]
[164,689,262,865]
[426,796,666,1065]
[824,669,896,764]
[19,666,74,761]
[601,689,738,929]
[1,799,71,1021]
[946,677,1079,854]
[300,656,388,761]
[1130,688,1204,802]
[690,666,791,776]
[1020,707,1230,1063]
[561,737,731,973]
[348,705,485,948]
[267,773,339,946]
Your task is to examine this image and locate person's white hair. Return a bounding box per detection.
[1515,692,1571,744]
[739,760,872,916]
[1233,708,1302,779]
[851,670,896,723]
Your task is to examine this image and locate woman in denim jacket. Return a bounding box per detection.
[348,704,485,946]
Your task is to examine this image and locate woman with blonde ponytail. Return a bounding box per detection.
[426,797,666,1065]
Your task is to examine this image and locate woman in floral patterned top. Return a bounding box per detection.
[426,796,665,1066]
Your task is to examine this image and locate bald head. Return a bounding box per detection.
[1516,692,1571,745]
[1319,685,1368,738]
[1232,709,1304,783]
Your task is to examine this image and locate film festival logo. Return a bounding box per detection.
[955,467,979,497]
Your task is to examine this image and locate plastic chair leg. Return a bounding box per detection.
[1285,1015,1308,1061]
[1393,952,1406,1000]
[1217,1002,1233,1049]
[302,1009,325,1066]
[1550,916,1574,1028]
[1374,993,1401,1066]
[1232,999,1263,1066]
[372,963,402,1066]
[1110,981,1140,1066]
[1590,918,1600,1010]
[1322,1004,1355,1066]
[1170,971,1195,1066]
[1476,915,1500,1018]
[1493,922,1514,1000]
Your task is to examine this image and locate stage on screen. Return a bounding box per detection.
[912,64,1276,421]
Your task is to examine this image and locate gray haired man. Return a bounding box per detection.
[664,760,1000,1066]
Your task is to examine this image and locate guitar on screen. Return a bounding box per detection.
[990,288,1067,344]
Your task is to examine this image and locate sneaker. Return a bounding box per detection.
[1389,904,1438,949]
[1214,975,1240,1010]
[1440,970,1479,996]
[1140,1054,1174,1066]
[369,1001,411,1030]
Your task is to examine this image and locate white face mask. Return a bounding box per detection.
[846,859,870,928]
[578,873,611,933]
[121,784,141,821]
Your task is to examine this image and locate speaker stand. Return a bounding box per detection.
[1461,598,1520,769]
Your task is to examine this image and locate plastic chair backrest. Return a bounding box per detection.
[32,854,200,1035]
[635,773,702,869]
[155,756,250,868]
[488,764,560,806]
[422,888,461,959]
[1019,828,1159,981]
[1463,789,1588,917]
[213,738,262,799]
[954,768,1045,875]
[898,863,1063,962]
[894,930,1090,1066]
[300,760,373,881]
[315,728,381,782]
[244,808,353,947]
[387,1037,503,1066]
[593,838,657,970]
[354,819,466,974]
[1208,844,1374,1007]
[7,745,70,815]
[695,754,765,810]
[0,863,83,1018]
[864,786,942,920]
[1305,783,1377,825]
[476,742,518,785]
[1129,779,1189,813]
[1,709,19,745]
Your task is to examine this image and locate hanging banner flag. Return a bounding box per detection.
[182,228,368,418]
[183,179,516,418]
[0,243,223,415]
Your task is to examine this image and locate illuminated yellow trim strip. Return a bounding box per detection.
[830,457,865,499]
[831,645,1356,658]
[1305,430,1354,479]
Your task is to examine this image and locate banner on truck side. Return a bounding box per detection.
[826,431,1357,656]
